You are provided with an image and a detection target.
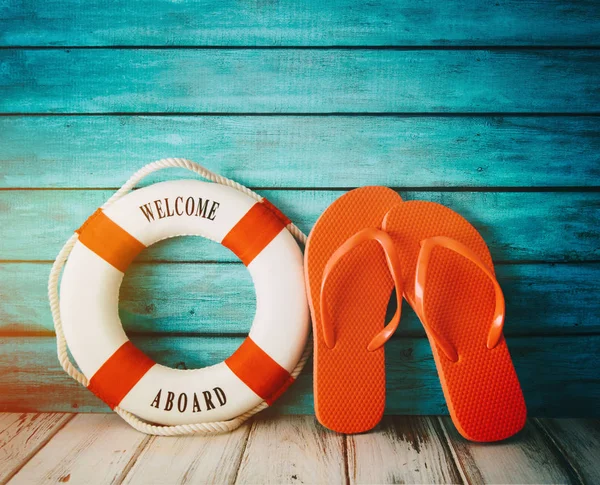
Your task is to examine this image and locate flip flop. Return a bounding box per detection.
[382,201,526,442]
[305,187,404,433]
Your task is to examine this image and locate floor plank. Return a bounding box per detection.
[0,414,21,435]
[0,413,72,485]
[235,415,345,485]
[440,417,577,484]
[536,418,600,484]
[8,414,149,485]
[122,422,251,485]
[1,415,599,485]
[347,416,463,484]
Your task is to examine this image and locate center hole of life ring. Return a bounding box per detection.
[119,240,256,369]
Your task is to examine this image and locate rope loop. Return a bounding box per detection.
[48,158,311,435]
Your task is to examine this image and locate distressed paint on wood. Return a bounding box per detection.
[0,413,72,484]
[7,414,149,485]
[0,336,598,417]
[2,50,600,113]
[2,116,600,189]
[1,190,598,263]
[1,415,600,485]
[0,0,598,426]
[536,418,600,483]
[235,415,345,485]
[2,0,600,46]
[1,262,599,337]
[347,416,462,484]
[122,422,251,485]
[0,414,21,434]
[440,417,576,484]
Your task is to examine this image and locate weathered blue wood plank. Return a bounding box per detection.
[1,50,599,113]
[1,336,598,417]
[1,190,597,262]
[1,0,599,46]
[2,116,599,189]
[1,262,597,337]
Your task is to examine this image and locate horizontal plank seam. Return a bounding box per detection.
[116,434,154,484]
[531,418,585,485]
[2,112,600,117]
[2,45,600,51]
[435,416,470,485]
[0,413,75,485]
[0,259,240,264]
[2,260,599,265]
[2,187,600,193]
[2,332,600,340]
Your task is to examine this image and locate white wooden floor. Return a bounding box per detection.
[0,414,598,485]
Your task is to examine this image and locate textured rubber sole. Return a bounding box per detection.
[305,187,402,433]
[383,201,526,442]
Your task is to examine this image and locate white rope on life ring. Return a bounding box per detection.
[48,158,312,436]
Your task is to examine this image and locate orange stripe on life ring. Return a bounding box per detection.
[261,198,291,226]
[225,337,294,405]
[88,341,155,409]
[76,209,146,273]
[222,202,287,266]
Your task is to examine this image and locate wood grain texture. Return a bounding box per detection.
[0,414,21,433]
[0,413,72,484]
[536,418,600,483]
[2,261,599,337]
[2,415,600,485]
[235,415,345,484]
[8,414,149,485]
[2,0,599,46]
[2,115,599,189]
[2,50,599,113]
[440,417,576,484]
[1,190,598,263]
[122,422,251,485]
[0,0,598,426]
[0,336,598,417]
[347,416,462,484]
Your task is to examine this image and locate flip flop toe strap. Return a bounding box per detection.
[320,228,404,351]
[414,235,505,363]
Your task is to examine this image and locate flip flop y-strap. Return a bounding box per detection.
[414,235,505,363]
[320,228,404,352]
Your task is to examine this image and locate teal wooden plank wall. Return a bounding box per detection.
[0,1,599,418]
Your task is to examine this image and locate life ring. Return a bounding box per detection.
[59,179,309,426]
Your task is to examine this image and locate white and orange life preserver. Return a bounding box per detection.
[59,179,309,426]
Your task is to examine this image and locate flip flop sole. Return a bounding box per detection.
[383,201,526,442]
[305,186,402,433]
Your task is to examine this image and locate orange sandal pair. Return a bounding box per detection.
[304,187,526,441]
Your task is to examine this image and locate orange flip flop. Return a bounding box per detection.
[382,201,526,442]
[305,187,403,433]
